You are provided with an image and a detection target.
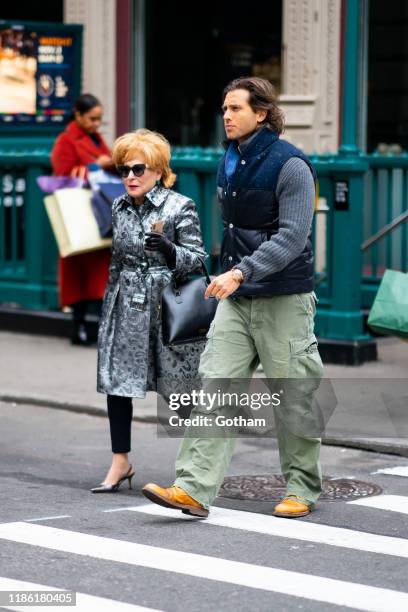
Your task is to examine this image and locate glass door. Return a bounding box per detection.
[136,0,282,146]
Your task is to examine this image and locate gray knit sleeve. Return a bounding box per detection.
[235,157,315,282]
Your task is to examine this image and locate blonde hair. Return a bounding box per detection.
[112,129,177,188]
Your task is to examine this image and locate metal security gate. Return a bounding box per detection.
[0,144,407,346]
[362,155,408,308]
[0,148,57,309]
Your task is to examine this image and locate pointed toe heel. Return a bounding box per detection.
[91,465,135,494]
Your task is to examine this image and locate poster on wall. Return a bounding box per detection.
[0,21,81,127]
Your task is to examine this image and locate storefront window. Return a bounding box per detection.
[0,2,63,23]
[367,0,408,153]
[144,0,282,146]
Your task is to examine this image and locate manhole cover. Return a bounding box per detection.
[219,474,382,502]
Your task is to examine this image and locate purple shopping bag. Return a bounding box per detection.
[36,176,85,193]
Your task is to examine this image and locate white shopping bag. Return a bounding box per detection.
[44,188,112,258]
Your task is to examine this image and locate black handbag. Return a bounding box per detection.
[161,261,218,346]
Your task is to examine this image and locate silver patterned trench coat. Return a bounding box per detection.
[97,185,207,398]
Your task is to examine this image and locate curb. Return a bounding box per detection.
[323,436,408,458]
[0,394,157,424]
[2,394,408,457]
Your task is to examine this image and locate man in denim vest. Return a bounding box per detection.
[143,77,324,519]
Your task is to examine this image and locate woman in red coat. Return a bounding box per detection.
[51,94,113,345]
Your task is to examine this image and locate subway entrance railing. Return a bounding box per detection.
[0,141,57,310]
[361,154,408,309]
[1,144,407,345]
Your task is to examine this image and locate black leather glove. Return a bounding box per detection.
[144,231,176,268]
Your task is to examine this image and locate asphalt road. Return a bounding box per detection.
[1,401,408,612]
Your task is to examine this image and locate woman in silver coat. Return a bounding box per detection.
[92,129,207,492]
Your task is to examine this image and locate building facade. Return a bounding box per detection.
[63,0,343,153]
[1,0,408,363]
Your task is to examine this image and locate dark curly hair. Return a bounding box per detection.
[223,76,285,135]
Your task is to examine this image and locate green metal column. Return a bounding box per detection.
[316,0,373,344]
[340,0,361,158]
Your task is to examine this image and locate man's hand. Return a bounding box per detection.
[205,271,242,300]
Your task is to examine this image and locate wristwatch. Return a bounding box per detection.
[231,268,244,284]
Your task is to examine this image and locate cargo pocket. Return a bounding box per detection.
[289,334,324,378]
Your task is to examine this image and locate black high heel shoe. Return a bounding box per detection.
[71,321,93,346]
[91,465,135,493]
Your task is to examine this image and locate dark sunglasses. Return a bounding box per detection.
[116,163,148,178]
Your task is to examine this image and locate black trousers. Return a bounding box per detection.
[107,395,133,453]
[72,299,102,322]
[107,394,193,452]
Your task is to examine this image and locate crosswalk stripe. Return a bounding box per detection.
[0,576,160,611]
[0,522,407,612]
[373,466,408,477]
[348,494,408,514]
[25,515,71,522]
[129,503,408,558]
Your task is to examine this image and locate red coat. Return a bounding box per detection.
[51,121,112,307]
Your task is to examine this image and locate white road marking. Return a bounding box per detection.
[0,576,160,611]
[349,494,408,514]
[373,466,408,477]
[24,515,71,522]
[103,507,136,513]
[129,503,408,558]
[0,522,407,612]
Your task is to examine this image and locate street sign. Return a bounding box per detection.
[334,179,350,210]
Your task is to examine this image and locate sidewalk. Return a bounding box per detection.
[0,331,155,420]
[1,331,408,455]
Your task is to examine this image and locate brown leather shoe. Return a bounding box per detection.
[141,483,209,518]
[273,496,311,518]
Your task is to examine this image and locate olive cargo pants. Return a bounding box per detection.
[174,293,324,509]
